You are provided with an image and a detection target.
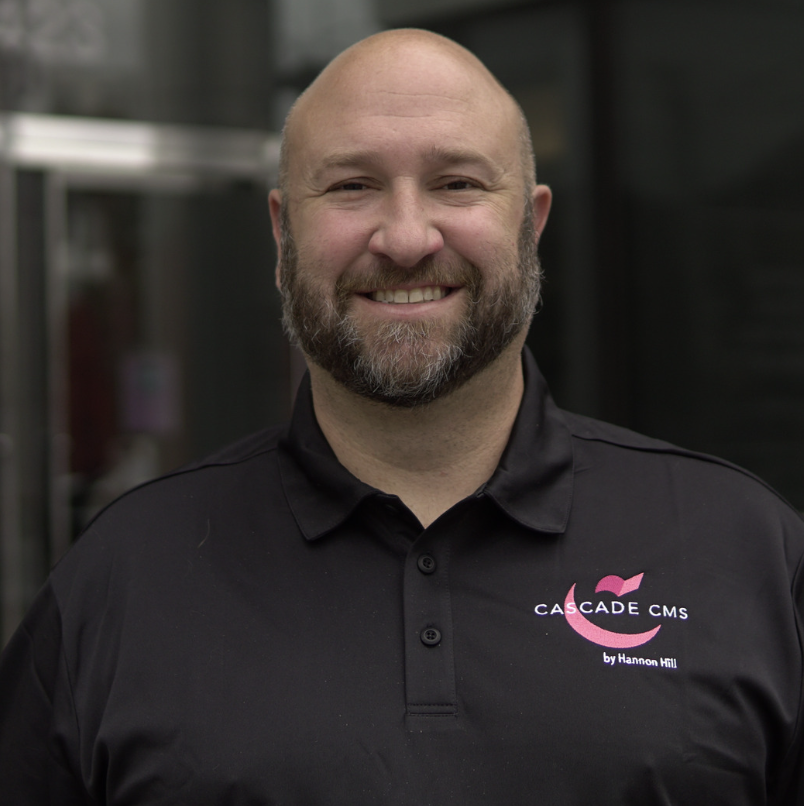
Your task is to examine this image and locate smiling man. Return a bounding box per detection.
[2,29,804,806]
[269,30,551,526]
[273,31,547,409]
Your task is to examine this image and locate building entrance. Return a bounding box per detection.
[1,114,285,641]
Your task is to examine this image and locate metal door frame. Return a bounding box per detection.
[0,114,279,643]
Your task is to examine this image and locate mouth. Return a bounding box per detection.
[368,285,454,304]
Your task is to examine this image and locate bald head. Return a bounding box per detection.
[267,27,553,408]
[277,29,536,197]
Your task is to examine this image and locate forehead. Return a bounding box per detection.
[286,44,521,184]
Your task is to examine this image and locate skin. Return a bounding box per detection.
[269,29,552,527]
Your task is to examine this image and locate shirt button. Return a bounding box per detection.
[421,627,442,646]
[417,554,436,574]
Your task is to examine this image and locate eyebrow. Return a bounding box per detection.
[310,146,500,182]
[423,146,502,175]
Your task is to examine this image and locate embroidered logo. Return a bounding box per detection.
[534,571,688,652]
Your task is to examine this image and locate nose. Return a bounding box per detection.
[368,186,444,267]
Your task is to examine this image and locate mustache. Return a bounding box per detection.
[334,255,482,297]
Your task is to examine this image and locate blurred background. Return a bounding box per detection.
[1,0,803,643]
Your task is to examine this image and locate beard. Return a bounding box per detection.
[279,201,542,408]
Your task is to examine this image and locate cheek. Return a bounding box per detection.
[302,211,371,264]
[289,220,367,296]
[443,215,514,267]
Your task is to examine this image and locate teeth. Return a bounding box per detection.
[371,286,448,303]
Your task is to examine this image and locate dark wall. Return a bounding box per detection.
[391,0,804,508]
[615,1,804,505]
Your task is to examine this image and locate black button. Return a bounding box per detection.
[421,627,442,646]
[417,554,436,574]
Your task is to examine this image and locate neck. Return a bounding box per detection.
[308,338,527,528]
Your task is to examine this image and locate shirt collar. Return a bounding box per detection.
[277,347,574,540]
[481,347,574,533]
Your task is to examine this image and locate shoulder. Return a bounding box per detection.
[84,424,286,525]
[160,423,286,475]
[561,409,804,537]
[51,424,292,591]
[565,409,789,488]
[564,409,729,464]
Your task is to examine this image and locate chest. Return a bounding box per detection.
[70,514,794,805]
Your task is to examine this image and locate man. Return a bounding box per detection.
[1,29,803,805]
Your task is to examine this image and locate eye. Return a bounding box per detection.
[440,178,479,191]
[330,180,371,192]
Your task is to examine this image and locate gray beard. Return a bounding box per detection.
[279,201,541,408]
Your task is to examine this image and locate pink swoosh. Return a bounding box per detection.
[564,584,661,649]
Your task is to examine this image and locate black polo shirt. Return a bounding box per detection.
[2,350,804,805]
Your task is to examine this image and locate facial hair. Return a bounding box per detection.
[279,200,541,408]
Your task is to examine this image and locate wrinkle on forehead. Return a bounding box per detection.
[360,77,479,114]
[368,90,473,109]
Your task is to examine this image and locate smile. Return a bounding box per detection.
[370,286,452,304]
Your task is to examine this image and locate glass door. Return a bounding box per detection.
[1,115,287,642]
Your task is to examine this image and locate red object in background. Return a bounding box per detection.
[68,293,117,477]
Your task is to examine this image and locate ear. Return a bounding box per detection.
[268,188,284,291]
[530,184,552,242]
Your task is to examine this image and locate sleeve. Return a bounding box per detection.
[0,582,93,805]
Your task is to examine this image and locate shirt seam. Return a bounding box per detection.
[77,443,281,537]
[406,713,458,718]
[570,432,804,521]
[48,582,94,801]
[407,703,457,707]
[774,548,804,780]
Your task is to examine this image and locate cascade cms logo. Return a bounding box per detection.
[534,572,688,650]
